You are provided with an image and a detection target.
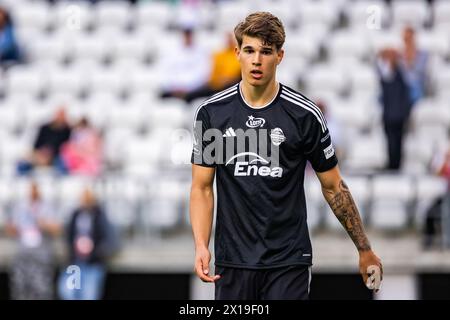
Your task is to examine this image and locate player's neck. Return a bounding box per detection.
[240,80,279,108]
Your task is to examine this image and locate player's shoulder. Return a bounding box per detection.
[278,83,328,131]
[196,83,239,114]
[279,84,320,117]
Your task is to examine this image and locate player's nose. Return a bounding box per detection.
[252,52,262,65]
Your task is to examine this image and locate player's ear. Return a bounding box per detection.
[277,48,284,65]
[235,46,240,58]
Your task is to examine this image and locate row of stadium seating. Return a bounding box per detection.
[3,0,450,33]
[0,173,447,236]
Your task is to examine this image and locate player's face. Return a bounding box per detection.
[236,35,284,87]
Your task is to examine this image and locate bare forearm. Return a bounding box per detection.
[190,186,214,249]
[322,180,371,252]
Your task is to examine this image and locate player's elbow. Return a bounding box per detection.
[190,183,214,198]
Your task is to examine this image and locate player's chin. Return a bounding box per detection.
[247,76,265,86]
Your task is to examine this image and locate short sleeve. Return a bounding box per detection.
[191,106,217,167]
[303,113,338,172]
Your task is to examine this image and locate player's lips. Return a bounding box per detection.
[250,70,263,79]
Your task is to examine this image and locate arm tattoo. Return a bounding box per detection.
[325,180,371,251]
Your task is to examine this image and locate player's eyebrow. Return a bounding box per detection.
[242,45,273,51]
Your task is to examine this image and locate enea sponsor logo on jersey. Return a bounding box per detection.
[246,115,265,128]
[225,152,283,178]
[270,128,286,146]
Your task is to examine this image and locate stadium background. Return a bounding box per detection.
[0,0,449,300]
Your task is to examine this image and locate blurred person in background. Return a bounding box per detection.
[58,187,118,300]
[184,32,241,103]
[5,182,61,300]
[376,26,429,170]
[17,107,72,176]
[159,26,211,100]
[423,145,450,249]
[61,117,103,177]
[0,6,22,68]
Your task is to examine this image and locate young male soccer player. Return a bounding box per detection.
[190,12,383,300]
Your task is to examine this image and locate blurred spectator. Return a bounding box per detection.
[376,26,429,170]
[0,6,22,68]
[183,32,241,103]
[400,26,429,105]
[61,117,103,177]
[159,27,211,100]
[58,187,119,300]
[17,108,72,175]
[5,182,61,300]
[423,146,450,249]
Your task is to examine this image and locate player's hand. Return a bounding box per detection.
[194,246,221,283]
[359,250,383,293]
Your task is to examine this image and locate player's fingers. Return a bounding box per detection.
[195,256,218,282]
[200,256,210,275]
[380,263,384,281]
[211,274,221,282]
[366,265,382,291]
[195,262,214,282]
[361,269,369,285]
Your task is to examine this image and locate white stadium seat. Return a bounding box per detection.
[370,200,410,230]
[345,0,390,29]
[104,128,136,169]
[124,135,163,173]
[72,33,114,63]
[6,66,48,98]
[0,103,21,134]
[433,0,450,29]
[414,175,448,226]
[417,31,450,59]
[11,2,51,32]
[370,174,415,230]
[299,0,339,30]
[305,64,348,96]
[434,65,450,97]
[349,64,379,94]
[94,1,131,31]
[112,35,151,63]
[140,179,184,237]
[284,30,323,63]
[102,177,142,233]
[391,0,430,29]
[134,1,173,29]
[109,104,149,133]
[28,34,73,64]
[88,68,126,95]
[411,98,450,128]
[128,66,164,95]
[330,99,374,132]
[327,31,371,63]
[217,1,252,33]
[373,174,415,202]
[53,1,93,32]
[345,133,387,172]
[47,67,86,97]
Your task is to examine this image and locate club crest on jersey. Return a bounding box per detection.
[270,128,286,146]
[246,115,265,128]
